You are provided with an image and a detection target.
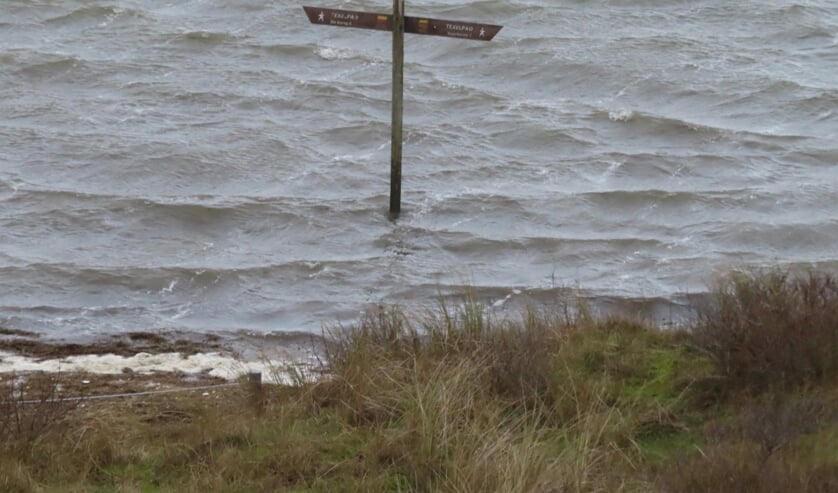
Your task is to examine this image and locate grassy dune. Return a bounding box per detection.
[2,271,837,492]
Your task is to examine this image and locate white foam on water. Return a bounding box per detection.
[608,109,635,122]
[316,46,354,60]
[0,351,317,384]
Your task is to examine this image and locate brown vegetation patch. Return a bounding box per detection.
[657,443,838,493]
[1,370,229,402]
[694,270,838,392]
[1,372,80,452]
[0,331,226,360]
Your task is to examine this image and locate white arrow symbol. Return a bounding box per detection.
[318,11,325,22]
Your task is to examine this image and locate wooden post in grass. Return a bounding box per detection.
[247,370,264,414]
[248,370,262,391]
[303,4,502,217]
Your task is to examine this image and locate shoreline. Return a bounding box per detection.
[0,286,728,387]
[0,288,705,342]
[0,327,323,383]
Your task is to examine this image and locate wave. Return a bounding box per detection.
[610,34,707,53]
[387,283,702,325]
[46,5,146,24]
[487,125,595,149]
[295,79,392,106]
[0,258,380,292]
[440,235,665,257]
[592,107,813,141]
[409,73,506,104]
[397,0,524,20]
[580,0,697,5]
[3,187,393,231]
[575,188,738,206]
[170,89,238,105]
[253,42,387,65]
[797,89,838,109]
[174,31,242,44]
[315,46,366,61]
[783,148,838,167]
[593,108,725,136]
[16,55,87,77]
[5,189,296,223]
[251,43,320,57]
[771,3,836,18]
[507,288,701,319]
[0,178,15,195]
[794,26,836,41]
[0,52,19,66]
[705,221,838,248]
[0,303,147,317]
[322,120,389,142]
[729,79,837,101]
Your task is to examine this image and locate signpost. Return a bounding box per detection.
[303,3,502,217]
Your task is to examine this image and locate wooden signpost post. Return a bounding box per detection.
[303,3,502,217]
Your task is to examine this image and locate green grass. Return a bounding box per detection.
[2,271,837,492]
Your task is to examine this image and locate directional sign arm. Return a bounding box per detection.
[303,6,502,41]
[404,16,501,41]
[303,6,392,31]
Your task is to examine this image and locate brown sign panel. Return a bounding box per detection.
[404,17,501,41]
[304,6,392,31]
[303,6,502,41]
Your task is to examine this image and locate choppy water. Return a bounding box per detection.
[1,0,836,338]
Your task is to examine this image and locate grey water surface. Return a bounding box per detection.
[1,0,836,338]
